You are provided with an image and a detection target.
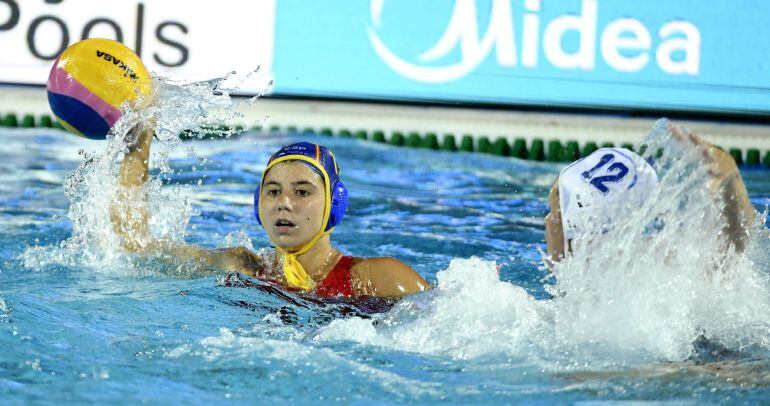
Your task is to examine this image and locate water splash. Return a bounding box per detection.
[545,119,770,362]
[311,119,770,369]
[21,73,267,275]
[0,297,10,322]
[311,257,543,360]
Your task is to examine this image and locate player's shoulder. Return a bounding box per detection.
[350,257,428,297]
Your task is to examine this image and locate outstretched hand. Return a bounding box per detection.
[112,119,156,251]
[667,122,737,193]
[667,122,755,252]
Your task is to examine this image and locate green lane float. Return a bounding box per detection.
[406,132,422,148]
[746,149,760,166]
[529,139,545,161]
[440,134,457,151]
[390,131,405,146]
[21,114,35,128]
[460,135,474,152]
[511,139,527,159]
[423,132,439,149]
[491,137,510,156]
[547,140,563,162]
[565,140,580,161]
[4,107,768,168]
[582,141,599,157]
[477,136,491,154]
[3,113,18,127]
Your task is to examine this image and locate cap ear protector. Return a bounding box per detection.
[328,179,349,230]
[253,142,348,232]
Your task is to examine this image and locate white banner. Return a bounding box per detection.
[0,0,275,90]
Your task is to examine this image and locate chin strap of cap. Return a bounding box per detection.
[274,229,333,290]
[261,154,334,291]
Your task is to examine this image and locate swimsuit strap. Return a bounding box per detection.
[313,255,355,298]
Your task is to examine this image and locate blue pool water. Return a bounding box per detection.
[2,121,770,403]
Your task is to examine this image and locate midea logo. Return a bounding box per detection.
[367,0,701,83]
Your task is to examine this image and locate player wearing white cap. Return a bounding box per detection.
[544,121,756,263]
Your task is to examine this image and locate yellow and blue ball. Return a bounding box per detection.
[46,38,152,140]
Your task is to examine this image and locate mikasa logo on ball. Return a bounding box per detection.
[96,50,139,80]
[367,0,702,83]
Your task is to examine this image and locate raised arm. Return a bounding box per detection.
[109,122,269,276]
[111,121,153,251]
[668,123,756,252]
[544,175,566,263]
[711,148,755,252]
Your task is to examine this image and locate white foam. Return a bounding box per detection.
[313,120,770,369]
[0,298,9,320]
[313,257,544,360]
[21,74,261,276]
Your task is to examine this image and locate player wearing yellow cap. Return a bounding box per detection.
[111,123,429,299]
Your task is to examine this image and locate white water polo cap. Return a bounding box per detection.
[558,148,658,246]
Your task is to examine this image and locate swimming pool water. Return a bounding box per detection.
[2,126,770,403]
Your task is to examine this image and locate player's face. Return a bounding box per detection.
[258,162,326,249]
